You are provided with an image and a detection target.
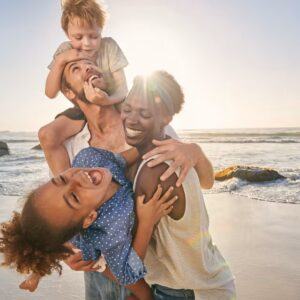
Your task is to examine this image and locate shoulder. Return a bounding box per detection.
[64,124,90,160]
[100,37,120,52]
[136,161,186,220]
[54,41,72,56]
[101,37,118,47]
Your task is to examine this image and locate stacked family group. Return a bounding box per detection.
[0,1,235,299]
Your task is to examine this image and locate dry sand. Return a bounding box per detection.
[0,194,299,299]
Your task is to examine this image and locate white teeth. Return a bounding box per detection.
[84,172,93,183]
[90,75,99,81]
[126,128,143,137]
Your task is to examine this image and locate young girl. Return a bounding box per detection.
[39,0,128,176]
[0,147,176,299]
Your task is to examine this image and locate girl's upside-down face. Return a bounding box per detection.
[34,168,117,229]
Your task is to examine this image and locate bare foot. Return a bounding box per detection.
[19,273,41,292]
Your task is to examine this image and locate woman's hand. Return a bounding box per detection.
[136,185,177,227]
[143,139,214,189]
[143,139,201,186]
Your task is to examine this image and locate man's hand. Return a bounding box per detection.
[64,251,99,272]
[143,139,214,188]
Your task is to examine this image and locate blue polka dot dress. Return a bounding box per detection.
[71,147,146,285]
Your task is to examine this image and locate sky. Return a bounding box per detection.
[0,0,299,132]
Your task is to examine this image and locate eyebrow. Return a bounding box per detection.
[67,62,78,73]
[51,178,58,186]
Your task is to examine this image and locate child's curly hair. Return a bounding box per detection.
[0,191,82,276]
[61,0,107,33]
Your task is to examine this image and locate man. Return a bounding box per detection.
[55,59,214,299]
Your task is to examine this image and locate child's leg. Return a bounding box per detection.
[38,116,84,176]
[19,273,42,292]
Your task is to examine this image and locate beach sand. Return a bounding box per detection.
[0,194,299,300]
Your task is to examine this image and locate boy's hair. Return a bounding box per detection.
[61,0,106,33]
[0,190,83,276]
[127,71,185,116]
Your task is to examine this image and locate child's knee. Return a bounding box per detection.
[38,124,59,149]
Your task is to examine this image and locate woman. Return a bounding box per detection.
[121,70,236,299]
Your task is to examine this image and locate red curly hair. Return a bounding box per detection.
[0,190,82,276]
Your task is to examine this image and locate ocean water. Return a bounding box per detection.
[0,128,299,204]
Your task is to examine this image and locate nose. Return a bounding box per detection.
[67,169,84,187]
[82,36,92,49]
[126,112,139,125]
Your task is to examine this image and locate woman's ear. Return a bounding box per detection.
[82,211,98,229]
[162,115,173,127]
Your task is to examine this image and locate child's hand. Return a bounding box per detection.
[57,49,93,65]
[83,79,111,106]
[19,273,41,292]
[136,185,177,227]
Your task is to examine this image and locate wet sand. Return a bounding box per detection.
[0,194,300,299]
[205,193,300,300]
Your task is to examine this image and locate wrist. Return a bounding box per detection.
[137,221,154,234]
[55,55,68,67]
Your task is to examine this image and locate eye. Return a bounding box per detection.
[140,111,152,118]
[71,192,80,203]
[71,66,79,73]
[122,106,131,113]
[59,175,67,184]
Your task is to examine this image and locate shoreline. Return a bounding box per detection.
[0,193,299,299]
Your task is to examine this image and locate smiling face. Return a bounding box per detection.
[67,17,101,54]
[121,92,166,149]
[62,59,106,103]
[34,168,115,230]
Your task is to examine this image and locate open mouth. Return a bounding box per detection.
[85,71,103,84]
[84,170,103,185]
[125,127,143,138]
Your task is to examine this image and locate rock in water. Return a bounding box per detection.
[31,144,42,150]
[215,165,285,182]
[0,141,9,156]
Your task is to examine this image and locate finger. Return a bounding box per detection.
[77,261,98,272]
[158,186,174,203]
[151,184,163,201]
[88,77,95,87]
[147,153,174,168]
[160,162,180,181]
[164,205,174,216]
[71,260,95,270]
[152,139,178,146]
[67,251,83,263]
[176,166,189,187]
[161,196,178,211]
[136,194,145,205]
[142,145,171,160]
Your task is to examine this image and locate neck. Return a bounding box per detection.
[77,101,120,134]
[137,130,166,158]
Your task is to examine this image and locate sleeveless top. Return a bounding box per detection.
[133,158,234,299]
